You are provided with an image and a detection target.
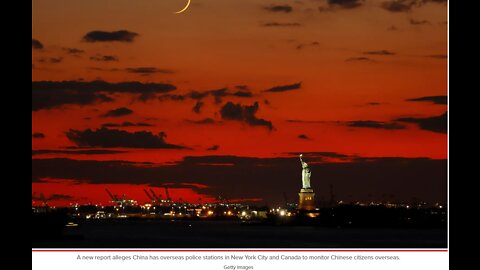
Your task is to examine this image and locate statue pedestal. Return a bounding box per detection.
[298,188,315,211]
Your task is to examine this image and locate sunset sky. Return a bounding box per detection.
[32,0,447,207]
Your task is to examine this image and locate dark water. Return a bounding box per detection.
[32,219,447,248]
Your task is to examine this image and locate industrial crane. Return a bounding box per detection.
[164,187,172,202]
[150,188,163,202]
[105,188,120,204]
[144,189,154,202]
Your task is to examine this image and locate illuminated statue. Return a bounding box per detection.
[299,154,311,189]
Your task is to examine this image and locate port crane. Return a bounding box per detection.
[150,188,163,203]
[144,189,154,203]
[164,187,172,203]
[105,189,137,206]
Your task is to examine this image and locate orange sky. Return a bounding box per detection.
[32,0,447,206]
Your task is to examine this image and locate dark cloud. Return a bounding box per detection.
[296,41,320,50]
[382,0,445,12]
[38,57,63,64]
[298,134,310,140]
[232,91,253,98]
[426,54,447,59]
[32,80,176,111]
[381,0,416,12]
[347,120,406,130]
[90,55,118,62]
[102,107,133,117]
[32,84,113,111]
[88,66,174,75]
[32,133,45,139]
[102,122,153,128]
[363,50,396,55]
[209,88,229,104]
[346,57,374,62]
[264,5,293,13]
[220,102,273,131]
[185,118,217,124]
[160,88,252,103]
[264,82,301,93]
[63,48,85,55]
[126,67,174,74]
[261,22,301,27]
[396,112,447,133]
[192,101,204,114]
[235,85,249,90]
[159,94,187,101]
[367,102,381,106]
[65,128,186,149]
[32,149,127,156]
[207,145,220,151]
[33,193,75,201]
[51,57,63,63]
[410,19,430,25]
[406,96,447,105]
[32,155,447,204]
[83,30,139,43]
[188,91,209,100]
[32,39,43,49]
[328,0,365,9]
[49,194,75,201]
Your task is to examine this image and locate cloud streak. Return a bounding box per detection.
[346,57,374,62]
[185,118,217,125]
[32,80,176,110]
[38,57,63,64]
[328,0,365,9]
[381,0,416,12]
[410,19,430,25]
[264,5,293,13]
[102,122,153,128]
[261,22,301,27]
[406,96,447,105]
[363,50,396,55]
[347,120,406,130]
[126,67,174,74]
[396,112,447,133]
[66,128,186,149]
[160,87,253,104]
[102,107,133,117]
[32,149,128,156]
[264,82,302,93]
[83,30,139,43]
[63,48,85,55]
[32,133,46,139]
[381,0,447,13]
[90,55,118,62]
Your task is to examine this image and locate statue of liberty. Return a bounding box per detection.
[299,154,311,189]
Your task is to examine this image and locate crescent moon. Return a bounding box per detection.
[174,0,191,14]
